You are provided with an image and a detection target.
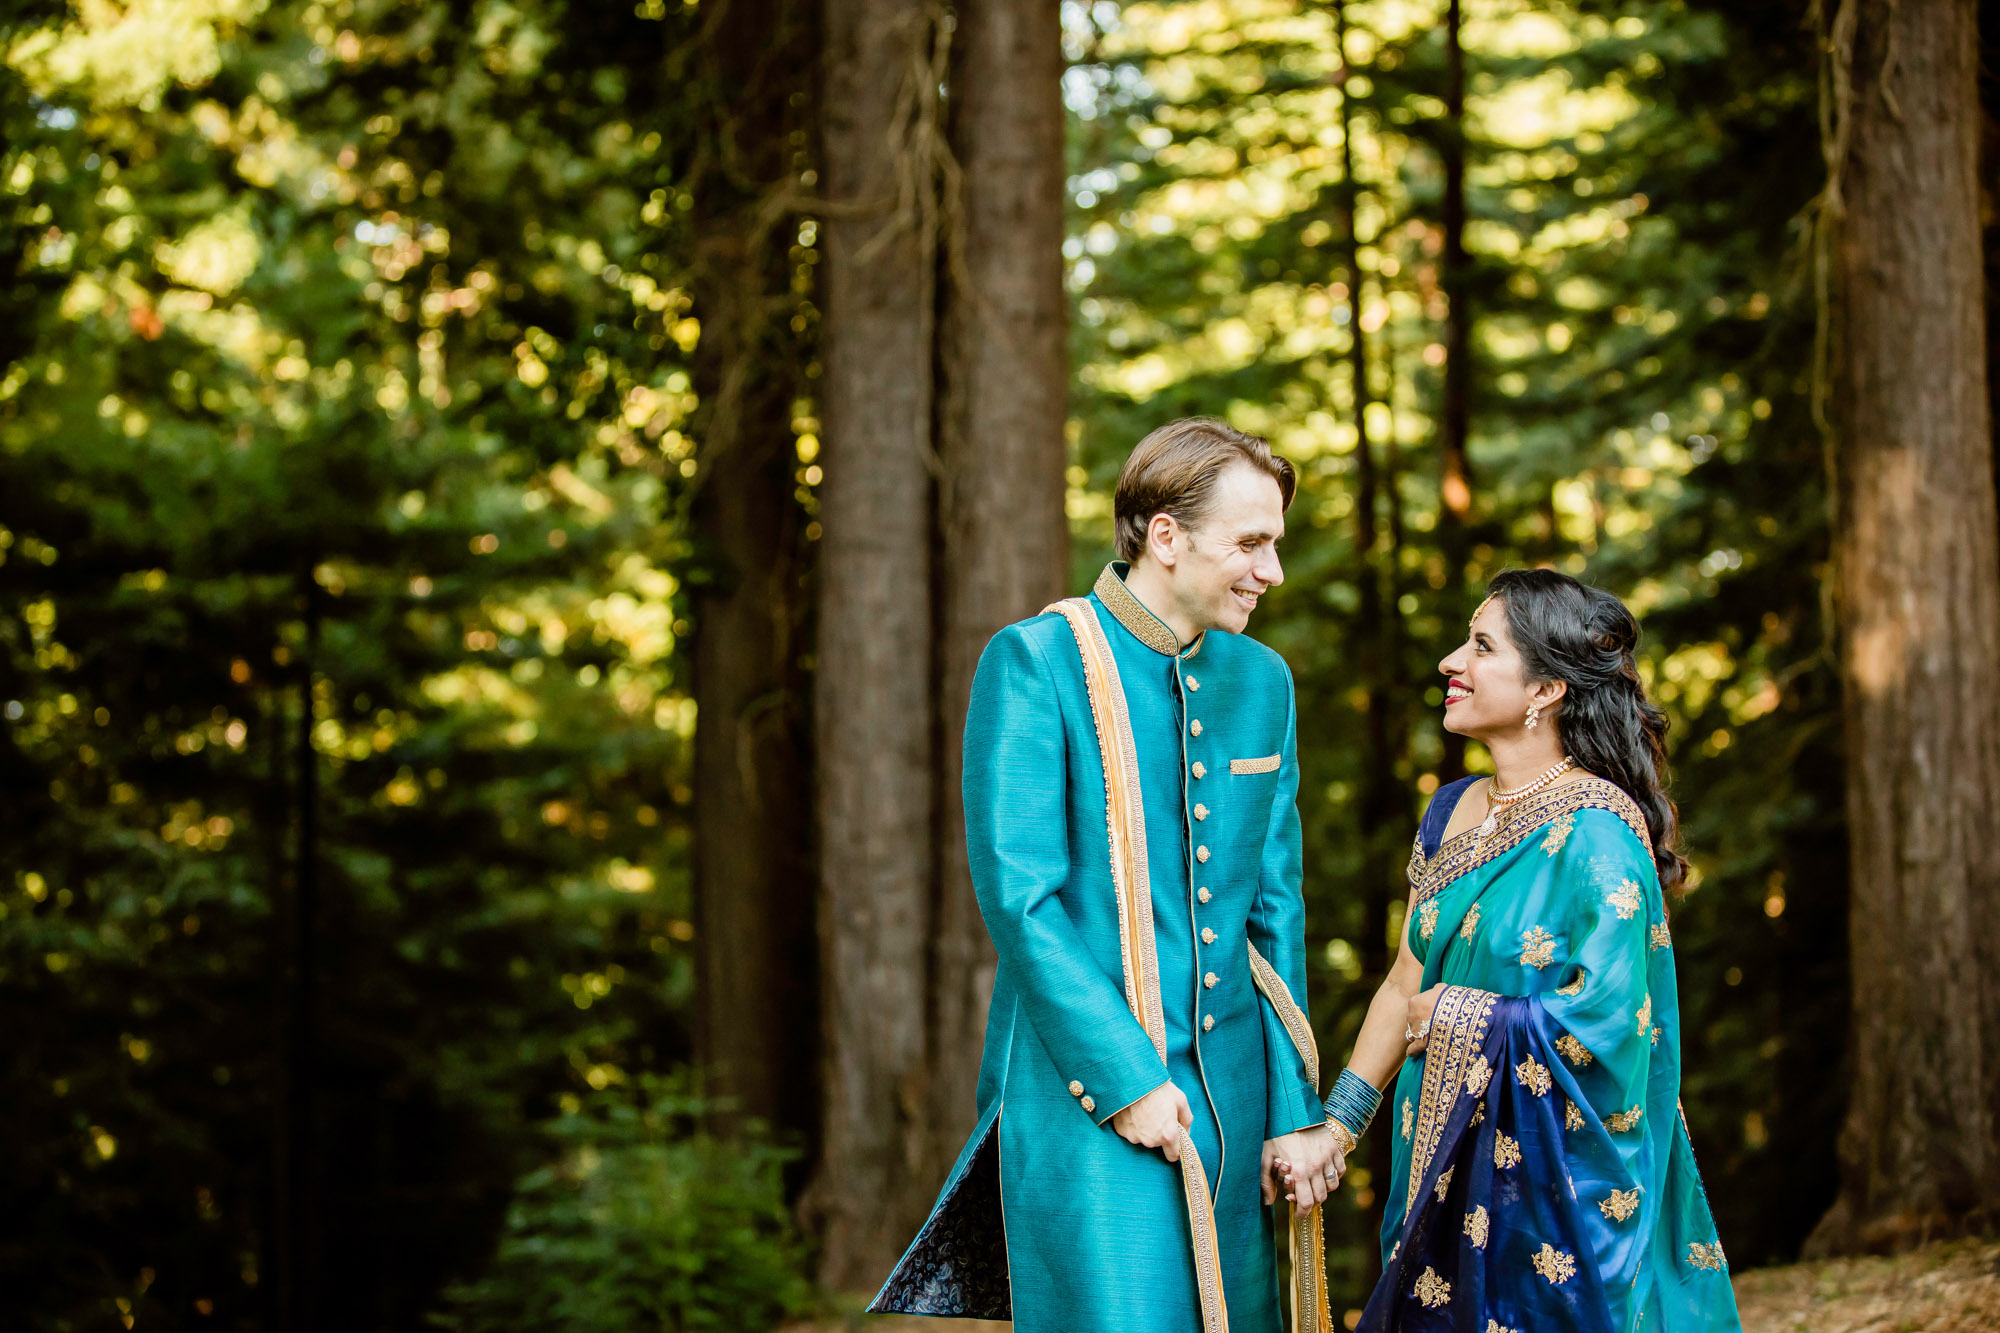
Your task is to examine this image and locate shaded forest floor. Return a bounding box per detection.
[793,1237,2000,1333]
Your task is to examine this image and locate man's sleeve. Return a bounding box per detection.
[964,623,1170,1124]
[1247,660,1322,1138]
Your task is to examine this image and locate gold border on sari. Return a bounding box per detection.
[1407,985,1499,1203]
[1410,778,1652,907]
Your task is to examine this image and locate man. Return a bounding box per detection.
[870,419,1340,1332]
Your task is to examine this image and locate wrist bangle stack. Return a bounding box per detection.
[1322,1067,1383,1148]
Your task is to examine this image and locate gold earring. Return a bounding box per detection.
[1525,702,1542,730]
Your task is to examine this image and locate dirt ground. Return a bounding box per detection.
[794,1238,2000,1332]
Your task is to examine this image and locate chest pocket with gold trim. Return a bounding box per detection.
[1229,754,1280,775]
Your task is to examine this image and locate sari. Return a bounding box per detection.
[1358,776,1740,1333]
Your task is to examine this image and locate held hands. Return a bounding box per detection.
[1111,1080,1195,1163]
[1405,983,1448,1056]
[1263,1124,1342,1214]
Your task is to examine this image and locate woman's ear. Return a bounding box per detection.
[1533,679,1568,711]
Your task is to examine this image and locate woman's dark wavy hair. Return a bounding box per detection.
[1486,568,1688,893]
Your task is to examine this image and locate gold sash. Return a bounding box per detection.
[1046,597,1332,1333]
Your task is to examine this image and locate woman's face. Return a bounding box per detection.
[1438,597,1549,739]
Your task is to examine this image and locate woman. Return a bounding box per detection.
[1317,569,1739,1333]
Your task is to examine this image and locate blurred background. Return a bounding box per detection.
[4,0,1996,1330]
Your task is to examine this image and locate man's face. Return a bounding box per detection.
[1166,462,1287,634]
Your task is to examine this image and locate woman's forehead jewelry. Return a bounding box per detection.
[1468,593,1496,629]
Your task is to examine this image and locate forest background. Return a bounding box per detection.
[6,0,2000,1330]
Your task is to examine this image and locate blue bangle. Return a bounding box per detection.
[1322,1067,1383,1139]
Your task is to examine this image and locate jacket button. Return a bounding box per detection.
[1186,676,1200,691]
[1194,804,1208,821]
[1068,1081,1083,1096]
[1201,927,1216,944]
[1191,761,1207,779]
[1203,972,1217,988]
[1198,887,1211,903]
[1196,846,1210,863]
[1189,720,1203,737]
[1203,1014,1215,1032]
[1080,1095,1096,1113]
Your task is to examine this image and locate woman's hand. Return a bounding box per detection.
[1405,984,1448,1056]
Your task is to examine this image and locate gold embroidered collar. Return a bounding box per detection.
[1407,776,1652,906]
[1094,563,1204,659]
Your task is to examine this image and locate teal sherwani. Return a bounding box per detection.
[871,564,1322,1332]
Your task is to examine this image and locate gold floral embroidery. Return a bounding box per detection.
[1532,1243,1577,1285]
[1389,1241,1400,1263]
[1541,810,1576,855]
[1464,1055,1492,1097]
[1419,899,1440,941]
[1635,994,1653,1036]
[1555,968,1586,997]
[1685,1241,1728,1272]
[1434,1166,1455,1202]
[1402,1097,1414,1139]
[1472,1102,1486,1126]
[1564,1099,1585,1130]
[1487,1322,1519,1333]
[1493,1131,1522,1168]
[1599,1187,1641,1222]
[1651,1024,1663,1047]
[1519,926,1557,969]
[1413,1266,1451,1308]
[1606,878,1643,920]
[1650,921,1672,951]
[1412,778,1652,906]
[1515,1056,1552,1096]
[1466,1205,1490,1248]
[1555,1033,1594,1067]
[1460,903,1482,941]
[1606,1105,1644,1132]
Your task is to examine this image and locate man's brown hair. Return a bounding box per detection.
[1113,417,1298,563]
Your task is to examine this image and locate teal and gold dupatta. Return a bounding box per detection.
[1360,777,1740,1333]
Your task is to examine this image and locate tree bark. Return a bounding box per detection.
[688,0,819,1148]
[1814,0,2000,1252]
[809,0,942,1291]
[931,0,1068,1202]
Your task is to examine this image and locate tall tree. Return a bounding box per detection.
[810,0,943,1290]
[1814,0,2000,1251]
[931,0,1070,1190]
[687,0,819,1147]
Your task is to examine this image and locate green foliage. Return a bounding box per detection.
[432,1081,816,1333]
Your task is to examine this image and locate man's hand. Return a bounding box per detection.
[1111,1080,1194,1162]
[1406,983,1448,1056]
[1263,1124,1341,1213]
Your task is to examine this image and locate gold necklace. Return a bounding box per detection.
[1474,757,1575,841]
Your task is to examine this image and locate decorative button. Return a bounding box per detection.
[1203,1014,1215,1032]
[1190,720,1203,737]
[1201,927,1216,944]
[1203,972,1218,988]
[1198,887,1212,903]
[1080,1095,1096,1113]
[1196,846,1210,863]
[1192,761,1207,779]
[1068,1080,1083,1096]
[1194,804,1209,820]
[1186,676,1200,691]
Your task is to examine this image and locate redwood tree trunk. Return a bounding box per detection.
[1436,0,1471,782]
[810,0,942,1291]
[932,0,1069,1195]
[1815,0,2000,1253]
[688,0,818,1146]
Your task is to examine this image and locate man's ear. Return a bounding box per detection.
[1147,512,1181,568]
